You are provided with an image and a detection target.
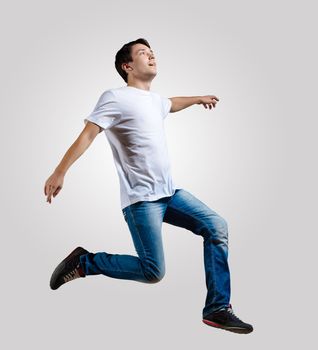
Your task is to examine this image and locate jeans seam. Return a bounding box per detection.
[82,253,150,281]
[128,204,151,279]
[166,205,217,308]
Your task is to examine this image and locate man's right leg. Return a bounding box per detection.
[79,199,168,284]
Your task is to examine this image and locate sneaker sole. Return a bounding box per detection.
[50,246,88,290]
[202,319,253,334]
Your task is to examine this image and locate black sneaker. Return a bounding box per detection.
[202,304,253,334]
[50,246,89,290]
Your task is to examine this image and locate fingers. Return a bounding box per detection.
[203,96,219,110]
[53,187,61,197]
[46,185,55,203]
[210,97,219,107]
[44,180,51,196]
[45,184,58,203]
[44,172,64,203]
[203,103,215,110]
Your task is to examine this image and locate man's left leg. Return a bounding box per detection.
[163,188,253,334]
[164,188,231,316]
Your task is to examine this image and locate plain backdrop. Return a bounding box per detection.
[1,0,317,349]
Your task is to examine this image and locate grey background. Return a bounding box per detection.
[1,0,317,348]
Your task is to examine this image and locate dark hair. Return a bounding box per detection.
[115,38,151,83]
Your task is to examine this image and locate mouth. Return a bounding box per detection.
[148,61,156,66]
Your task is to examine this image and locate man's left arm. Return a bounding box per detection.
[168,95,219,113]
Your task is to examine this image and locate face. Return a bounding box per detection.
[123,43,157,81]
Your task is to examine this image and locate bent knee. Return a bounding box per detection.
[144,267,165,284]
[146,275,164,284]
[214,215,228,232]
[204,216,229,245]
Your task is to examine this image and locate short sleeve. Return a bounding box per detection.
[84,90,121,130]
[161,96,172,119]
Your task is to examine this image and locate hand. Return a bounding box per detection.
[44,170,65,204]
[198,95,219,110]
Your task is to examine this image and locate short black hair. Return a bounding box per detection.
[115,38,151,83]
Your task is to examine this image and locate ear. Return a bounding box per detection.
[122,63,132,72]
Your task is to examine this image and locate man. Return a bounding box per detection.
[44,38,253,334]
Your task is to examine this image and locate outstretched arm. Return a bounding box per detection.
[44,121,102,204]
[169,95,219,113]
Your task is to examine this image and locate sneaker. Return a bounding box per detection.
[202,304,253,334]
[50,246,89,290]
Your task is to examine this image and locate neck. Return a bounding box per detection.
[127,79,152,91]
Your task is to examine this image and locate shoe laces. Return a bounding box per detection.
[63,264,82,283]
[225,306,243,322]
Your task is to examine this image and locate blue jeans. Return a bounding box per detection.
[79,188,231,317]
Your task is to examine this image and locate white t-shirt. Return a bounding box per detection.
[84,85,180,210]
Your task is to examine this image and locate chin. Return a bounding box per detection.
[147,72,157,79]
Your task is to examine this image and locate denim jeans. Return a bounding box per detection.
[79,188,231,317]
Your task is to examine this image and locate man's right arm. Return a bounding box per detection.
[55,121,102,174]
[44,121,102,203]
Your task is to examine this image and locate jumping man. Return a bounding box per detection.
[44,38,253,334]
